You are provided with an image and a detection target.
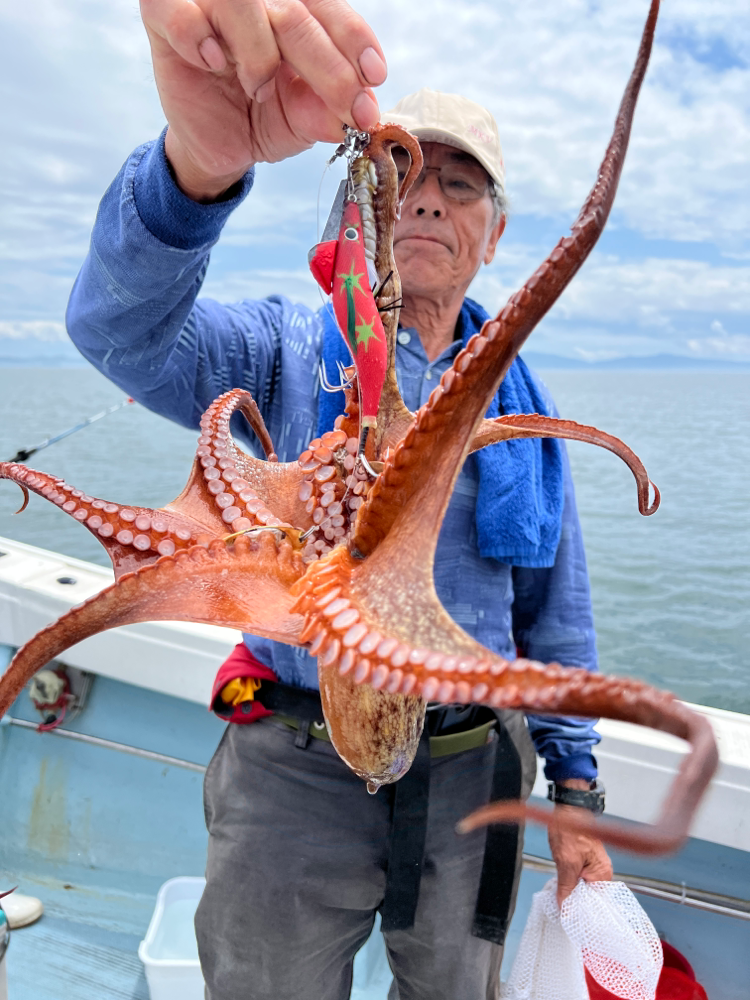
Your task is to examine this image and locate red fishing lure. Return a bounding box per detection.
[309,200,388,429]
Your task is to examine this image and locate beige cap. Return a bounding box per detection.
[384,88,505,193]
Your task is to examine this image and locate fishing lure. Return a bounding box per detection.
[309,135,388,432]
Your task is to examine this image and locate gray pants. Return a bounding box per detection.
[195,717,528,1000]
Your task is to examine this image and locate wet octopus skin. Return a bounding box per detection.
[0,0,718,853]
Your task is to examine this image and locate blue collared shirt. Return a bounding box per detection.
[66,132,600,780]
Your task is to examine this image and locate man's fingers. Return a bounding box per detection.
[275,64,353,146]
[266,0,380,129]
[581,849,614,884]
[141,0,227,73]
[143,0,383,126]
[207,0,282,101]
[303,0,387,86]
[556,861,581,906]
[555,836,613,906]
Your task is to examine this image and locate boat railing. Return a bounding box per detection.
[522,853,750,922]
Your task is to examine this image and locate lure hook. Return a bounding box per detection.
[318,360,352,394]
[328,124,371,202]
[335,360,355,387]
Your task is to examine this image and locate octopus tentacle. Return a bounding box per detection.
[295,423,376,562]
[0,472,29,513]
[357,126,424,456]
[291,549,718,852]
[177,388,302,532]
[0,461,214,578]
[471,414,660,515]
[351,0,660,559]
[459,696,717,856]
[0,533,307,719]
[194,389,377,543]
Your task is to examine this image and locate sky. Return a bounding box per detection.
[0,0,748,362]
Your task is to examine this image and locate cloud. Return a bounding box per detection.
[360,0,750,247]
[0,321,68,342]
[687,321,750,357]
[0,0,747,364]
[472,252,750,323]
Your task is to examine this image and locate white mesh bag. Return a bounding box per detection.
[501,879,663,1000]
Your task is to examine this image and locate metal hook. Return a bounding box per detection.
[335,360,355,387]
[318,360,348,394]
[223,525,292,543]
[358,452,379,479]
[328,124,371,202]
[355,425,378,479]
[318,359,354,393]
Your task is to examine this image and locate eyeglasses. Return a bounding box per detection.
[392,148,492,203]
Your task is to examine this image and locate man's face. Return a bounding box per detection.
[392,142,505,303]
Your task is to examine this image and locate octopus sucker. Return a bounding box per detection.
[0,0,719,855]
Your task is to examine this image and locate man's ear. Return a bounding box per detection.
[483,215,506,266]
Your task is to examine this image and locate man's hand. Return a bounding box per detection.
[140,0,387,201]
[548,780,613,908]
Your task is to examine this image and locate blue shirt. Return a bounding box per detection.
[66,132,600,781]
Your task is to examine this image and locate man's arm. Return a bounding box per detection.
[513,443,600,778]
[66,132,298,432]
[512,442,613,903]
[67,0,388,426]
[139,0,386,201]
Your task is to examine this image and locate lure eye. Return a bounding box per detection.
[344,227,358,241]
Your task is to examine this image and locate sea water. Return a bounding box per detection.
[0,366,748,713]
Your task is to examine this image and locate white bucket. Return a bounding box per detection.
[138,877,206,1000]
[138,875,393,999]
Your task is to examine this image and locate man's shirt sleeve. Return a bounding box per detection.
[66,130,301,433]
[512,440,601,783]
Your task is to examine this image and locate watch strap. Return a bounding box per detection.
[547,779,605,815]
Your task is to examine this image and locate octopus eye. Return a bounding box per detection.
[344,227,358,241]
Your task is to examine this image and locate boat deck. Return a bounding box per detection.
[7,880,151,1000]
[1,536,749,998]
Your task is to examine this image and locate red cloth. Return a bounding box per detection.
[585,940,708,1000]
[210,642,278,724]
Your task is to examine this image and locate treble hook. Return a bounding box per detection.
[358,452,379,479]
[355,425,378,479]
[335,360,355,387]
[327,124,371,202]
[318,360,349,394]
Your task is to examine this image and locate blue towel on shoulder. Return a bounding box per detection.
[316,297,564,568]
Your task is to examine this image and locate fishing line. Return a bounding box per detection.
[6,397,135,464]
[314,160,339,320]
[314,151,352,387]
[316,159,333,246]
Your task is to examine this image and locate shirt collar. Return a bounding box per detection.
[397,326,463,366]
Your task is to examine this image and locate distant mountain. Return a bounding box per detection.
[523,351,750,372]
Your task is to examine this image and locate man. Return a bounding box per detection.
[67,1,611,997]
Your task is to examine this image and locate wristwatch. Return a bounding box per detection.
[547,779,605,815]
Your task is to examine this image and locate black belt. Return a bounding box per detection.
[252,680,521,944]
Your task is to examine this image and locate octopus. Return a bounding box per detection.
[0,0,718,853]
